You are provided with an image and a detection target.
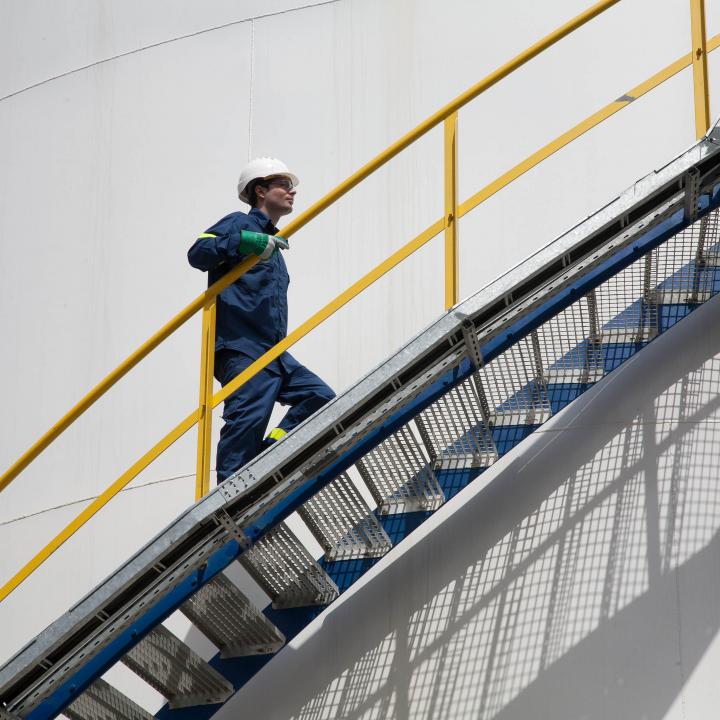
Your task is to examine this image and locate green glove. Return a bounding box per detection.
[238,230,289,260]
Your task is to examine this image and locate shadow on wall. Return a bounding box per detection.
[223,295,720,720]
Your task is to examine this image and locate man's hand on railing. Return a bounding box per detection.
[238,230,289,260]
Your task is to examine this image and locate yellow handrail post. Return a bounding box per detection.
[444,112,459,310]
[690,0,711,138]
[195,300,216,500]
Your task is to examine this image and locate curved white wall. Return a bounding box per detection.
[1,0,720,716]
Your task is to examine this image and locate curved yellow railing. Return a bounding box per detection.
[0,0,713,603]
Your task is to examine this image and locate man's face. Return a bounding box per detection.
[260,176,296,217]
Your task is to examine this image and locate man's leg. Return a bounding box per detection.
[215,352,281,482]
[271,363,336,440]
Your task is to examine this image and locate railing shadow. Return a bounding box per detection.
[213,292,720,719]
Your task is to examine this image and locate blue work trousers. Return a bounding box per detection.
[214,350,335,482]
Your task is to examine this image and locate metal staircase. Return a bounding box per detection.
[3,124,720,720]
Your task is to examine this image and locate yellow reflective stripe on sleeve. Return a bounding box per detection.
[197,233,218,239]
[268,427,287,441]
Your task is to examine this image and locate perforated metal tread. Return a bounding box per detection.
[299,473,393,560]
[179,574,285,658]
[63,679,152,720]
[594,248,659,344]
[240,523,339,609]
[121,625,232,709]
[356,424,444,514]
[535,296,605,384]
[479,335,553,424]
[416,379,498,470]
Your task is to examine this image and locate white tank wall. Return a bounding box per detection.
[1,0,720,716]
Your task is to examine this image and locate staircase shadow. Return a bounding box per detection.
[211,296,720,720]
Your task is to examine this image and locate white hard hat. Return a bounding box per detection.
[237,157,300,203]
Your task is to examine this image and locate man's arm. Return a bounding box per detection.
[188,214,289,271]
[187,214,242,272]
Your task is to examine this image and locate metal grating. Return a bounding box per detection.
[416,378,498,469]
[595,248,658,343]
[179,574,285,658]
[356,424,444,514]
[478,335,553,425]
[536,295,605,384]
[298,473,393,560]
[63,679,152,720]
[655,212,720,304]
[121,625,232,709]
[240,523,339,609]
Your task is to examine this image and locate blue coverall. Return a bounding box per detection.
[188,208,335,482]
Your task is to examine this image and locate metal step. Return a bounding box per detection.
[298,472,393,560]
[179,574,285,658]
[595,249,659,344]
[63,678,152,720]
[121,625,232,709]
[0,707,19,720]
[537,295,605,384]
[356,424,444,514]
[240,523,339,609]
[415,378,498,470]
[479,335,553,424]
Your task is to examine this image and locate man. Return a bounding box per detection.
[188,157,335,482]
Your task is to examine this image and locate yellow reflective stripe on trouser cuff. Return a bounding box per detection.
[268,427,287,441]
[197,233,218,238]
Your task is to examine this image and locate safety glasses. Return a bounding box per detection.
[266,177,295,192]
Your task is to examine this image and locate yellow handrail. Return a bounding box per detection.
[459,35,720,218]
[1,2,715,603]
[0,0,619,497]
[2,28,717,604]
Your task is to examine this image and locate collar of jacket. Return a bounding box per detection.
[249,207,279,235]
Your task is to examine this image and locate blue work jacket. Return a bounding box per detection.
[188,208,299,374]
